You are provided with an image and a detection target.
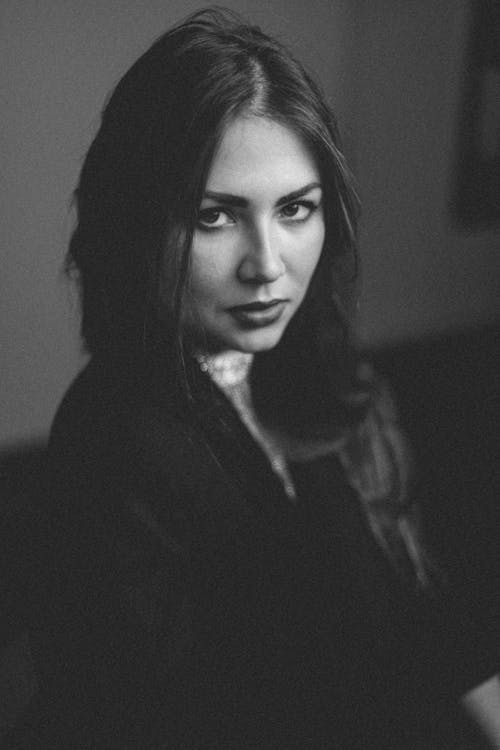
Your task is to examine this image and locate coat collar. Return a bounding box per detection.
[102,348,294,546]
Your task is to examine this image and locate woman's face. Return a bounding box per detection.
[185,115,325,353]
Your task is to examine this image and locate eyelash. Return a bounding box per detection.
[279,201,317,221]
[197,201,318,230]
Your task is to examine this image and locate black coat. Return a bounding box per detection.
[8,353,497,749]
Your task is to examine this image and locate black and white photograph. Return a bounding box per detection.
[2,2,500,747]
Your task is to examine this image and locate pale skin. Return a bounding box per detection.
[185,114,324,353]
[462,676,500,748]
[184,113,500,746]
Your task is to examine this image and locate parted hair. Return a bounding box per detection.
[67,7,433,585]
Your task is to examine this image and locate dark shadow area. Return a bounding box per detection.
[1,325,498,744]
[0,442,45,737]
[370,324,500,660]
[452,1,500,229]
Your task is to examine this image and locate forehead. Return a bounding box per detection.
[205,115,320,195]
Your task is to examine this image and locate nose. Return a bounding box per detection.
[237,222,285,284]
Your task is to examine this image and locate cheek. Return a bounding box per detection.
[295,223,325,286]
[189,247,231,307]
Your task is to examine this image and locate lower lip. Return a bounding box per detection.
[228,301,287,328]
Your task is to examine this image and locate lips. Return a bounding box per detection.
[227,299,288,328]
[228,299,285,313]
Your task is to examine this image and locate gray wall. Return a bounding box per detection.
[2,0,499,446]
[352,0,500,343]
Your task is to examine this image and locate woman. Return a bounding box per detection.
[10,7,500,748]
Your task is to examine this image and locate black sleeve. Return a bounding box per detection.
[9,366,194,748]
[417,579,500,700]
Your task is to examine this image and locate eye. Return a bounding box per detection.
[197,207,234,229]
[279,201,317,222]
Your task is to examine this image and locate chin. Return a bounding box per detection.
[227,325,287,353]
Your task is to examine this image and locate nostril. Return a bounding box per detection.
[237,250,285,284]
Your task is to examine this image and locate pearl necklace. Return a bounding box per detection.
[195,350,253,388]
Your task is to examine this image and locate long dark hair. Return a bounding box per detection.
[67,7,432,585]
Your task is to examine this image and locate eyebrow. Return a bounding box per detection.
[202,182,322,208]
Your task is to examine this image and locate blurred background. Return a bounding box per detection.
[1,0,499,448]
[1,0,499,742]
